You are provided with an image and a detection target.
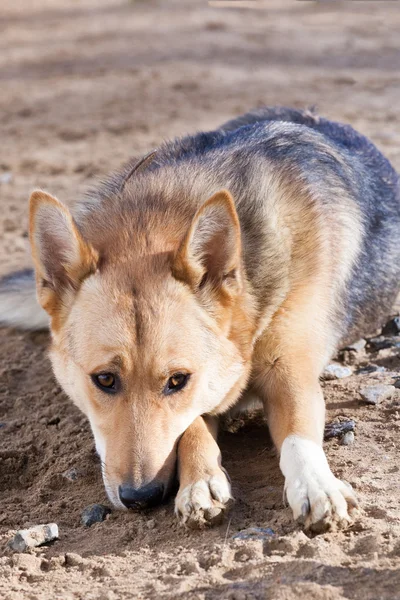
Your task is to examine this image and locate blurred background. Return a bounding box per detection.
[1,0,400,275]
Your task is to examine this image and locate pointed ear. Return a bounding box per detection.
[29,190,98,315]
[173,190,242,295]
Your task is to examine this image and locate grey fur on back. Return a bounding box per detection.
[219,106,400,342]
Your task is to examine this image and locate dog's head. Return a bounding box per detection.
[29,188,255,508]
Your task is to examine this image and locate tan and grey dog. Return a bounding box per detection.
[1,107,400,532]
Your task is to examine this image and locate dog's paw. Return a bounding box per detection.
[280,435,359,533]
[175,469,232,529]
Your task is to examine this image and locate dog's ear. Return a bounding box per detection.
[29,190,98,316]
[173,190,242,296]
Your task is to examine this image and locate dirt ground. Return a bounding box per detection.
[1,0,400,598]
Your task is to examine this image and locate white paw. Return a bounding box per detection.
[280,435,358,533]
[175,469,232,529]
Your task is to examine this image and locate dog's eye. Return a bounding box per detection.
[163,373,190,396]
[91,372,120,394]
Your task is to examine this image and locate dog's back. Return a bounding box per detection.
[158,105,400,344]
[221,107,400,343]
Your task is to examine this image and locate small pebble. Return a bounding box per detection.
[356,364,386,375]
[394,379,400,389]
[382,317,400,336]
[81,504,111,527]
[324,419,356,440]
[341,431,355,446]
[344,339,366,352]
[65,553,85,567]
[323,364,352,380]
[233,527,274,541]
[324,419,355,440]
[0,172,13,184]
[359,384,395,405]
[146,519,156,530]
[9,523,58,552]
[367,336,394,351]
[62,467,80,482]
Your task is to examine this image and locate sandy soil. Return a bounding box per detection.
[1,1,400,598]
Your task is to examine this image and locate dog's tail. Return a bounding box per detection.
[0,269,49,330]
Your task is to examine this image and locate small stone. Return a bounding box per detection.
[64,553,85,567]
[324,419,355,440]
[81,504,111,527]
[356,364,386,375]
[344,339,366,352]
[341,431,355,445]
[359,384,395,405]
[198,550,222,570]
[146,519,156,530]
[232,527,274,541]
[0,172,13,184]
[394,379,400,389]
[323,364,352,380]
[382,317,400,336]
[62,467,80,482]
[9,523,58,552]
[367,336,394,351]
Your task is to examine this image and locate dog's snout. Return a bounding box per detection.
[118,482,164,509]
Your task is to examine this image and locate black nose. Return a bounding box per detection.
[118,482,164,509]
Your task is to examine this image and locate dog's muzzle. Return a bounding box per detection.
[118,481,165,509]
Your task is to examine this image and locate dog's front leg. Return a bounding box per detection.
[255,334,358,533]
[175,415,232,528]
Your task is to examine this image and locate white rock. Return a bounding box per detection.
[9,523,59,552]
[345,339,366,352]
[323,364,352,380]
[341,431,355,445]
[0,172,13,184]
[359,384,395,405]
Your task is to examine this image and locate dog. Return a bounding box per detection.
[1,107,399,532]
